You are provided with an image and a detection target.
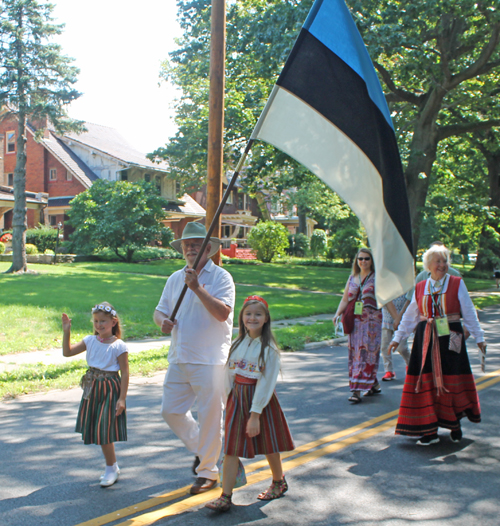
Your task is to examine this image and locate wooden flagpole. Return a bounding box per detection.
[169,140,254,322]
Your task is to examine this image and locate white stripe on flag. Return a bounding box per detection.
[252,86,414,306]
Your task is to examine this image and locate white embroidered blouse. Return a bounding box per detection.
[225,334,281,414]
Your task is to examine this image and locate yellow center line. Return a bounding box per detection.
[76,368,500,526]
[118,418,399,526]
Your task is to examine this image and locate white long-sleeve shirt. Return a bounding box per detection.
[225,334,281,414]
[393,276,484,344]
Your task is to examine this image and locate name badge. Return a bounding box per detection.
[354,301,364,315]
[435,316,450,337]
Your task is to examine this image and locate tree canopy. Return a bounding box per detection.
[154,0,500,265]
[67,180,169,263]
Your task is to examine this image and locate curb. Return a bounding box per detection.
[304,336,348,349]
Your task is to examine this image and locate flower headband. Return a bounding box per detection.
[92,304,117,316]
[243,295,268,309]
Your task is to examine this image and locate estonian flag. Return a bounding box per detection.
[251,0,414,306]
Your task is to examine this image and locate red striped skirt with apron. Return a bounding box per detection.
[224,375,295,459]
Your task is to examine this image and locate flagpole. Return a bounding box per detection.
[169,139,254,322]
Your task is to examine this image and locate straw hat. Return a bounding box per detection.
[170,222,221,259]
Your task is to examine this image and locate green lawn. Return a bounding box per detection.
[71,260,351,292]
[1,260,498,356]
[0,262,341,355]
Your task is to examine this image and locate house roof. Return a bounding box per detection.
[48,196,74,207]
[0,185,47,209]
[62,122,170,173]
[164,193,206,216]
[41,132,99,188]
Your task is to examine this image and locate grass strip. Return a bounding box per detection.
[275,321,339,351]
[0,347,169,401]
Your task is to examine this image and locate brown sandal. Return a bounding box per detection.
[257,476,288,500]
[205,493,232,512]
[348,392,362,403]
[364,383,381,396]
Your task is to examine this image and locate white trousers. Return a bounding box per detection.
[161,363,225,480]
[381,328,410,372]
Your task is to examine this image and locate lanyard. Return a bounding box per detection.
[428,275,448,317]
[357,272,373,301]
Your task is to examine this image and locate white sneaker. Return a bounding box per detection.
[100,466,120,481]
[100,470,119,487]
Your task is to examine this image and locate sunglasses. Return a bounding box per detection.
[357,257,371,261]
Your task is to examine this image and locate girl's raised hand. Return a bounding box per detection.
[62,313,72,332]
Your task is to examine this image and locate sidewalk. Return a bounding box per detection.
[0,313,345,373]
[2,288,497,373]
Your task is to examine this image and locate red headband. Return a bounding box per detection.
[243,295,269,309]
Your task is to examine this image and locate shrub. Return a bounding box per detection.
[247,221,289,263]
[329,225,364,263]
[0,232,12,243]
[161,227,175,248]
[25,244,38,254]
[310,229,328,258]
[26,225,58,253]
[0,242,5,254]
[68,180,169,262]
[287,233,309,257]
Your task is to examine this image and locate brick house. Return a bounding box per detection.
[0,107,316,250]
[0,110,201,237]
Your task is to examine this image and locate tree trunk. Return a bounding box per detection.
[401,88,445,253]
[297,206,307,235]
[6,113,28,273]
[475,144,500,271]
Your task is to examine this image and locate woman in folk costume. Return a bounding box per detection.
[388,245,486,445]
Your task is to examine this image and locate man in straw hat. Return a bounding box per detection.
[154,221,235,494]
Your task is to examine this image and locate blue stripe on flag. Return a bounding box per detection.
[304,0,392,129]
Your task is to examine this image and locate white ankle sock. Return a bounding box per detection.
[104,463,118,478]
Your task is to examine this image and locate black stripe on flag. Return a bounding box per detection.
[277,29,412,253]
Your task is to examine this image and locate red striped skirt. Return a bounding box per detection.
[395,321,480,437]
[224,375,295,459]
[75,370,127,445]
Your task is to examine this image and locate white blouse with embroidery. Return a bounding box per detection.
[393,276,484,344]
[225,334,281,414]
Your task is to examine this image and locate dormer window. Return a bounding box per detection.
[6,131,15,153]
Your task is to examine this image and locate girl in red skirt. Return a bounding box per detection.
[62,302,129,487]
[206,295,295,512]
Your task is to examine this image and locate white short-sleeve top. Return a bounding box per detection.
[156,259,235,365]
[83,335,128,371]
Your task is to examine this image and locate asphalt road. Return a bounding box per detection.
[1,306,499,526]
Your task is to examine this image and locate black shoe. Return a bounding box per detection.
[417,433,440,446]
[190,477,218,495]
[450,428,463,443]
[192,456,200,476]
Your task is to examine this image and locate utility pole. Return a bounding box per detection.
[206,0,226,265]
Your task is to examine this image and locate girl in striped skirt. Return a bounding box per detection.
[206,296,295,512]
[62,302,129,487]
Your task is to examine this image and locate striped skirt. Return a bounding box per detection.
[224,375,295,459]
[395,321,480,437]
[76,370,127,445]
